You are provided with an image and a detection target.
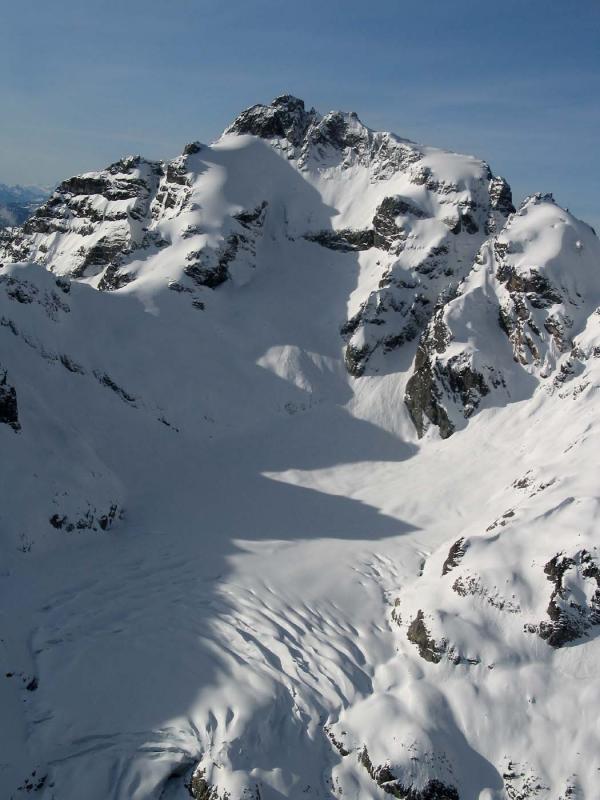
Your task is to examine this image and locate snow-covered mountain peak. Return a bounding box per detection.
[1,97,600,800]
[0,96,518,386]
[223,93,318,147]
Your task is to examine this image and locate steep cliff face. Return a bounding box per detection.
[225,97,515,377]
[1,97,599,800]
[405,193,600,437]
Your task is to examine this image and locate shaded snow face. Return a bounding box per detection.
[0,96,599,800]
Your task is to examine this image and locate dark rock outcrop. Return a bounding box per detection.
[49,503,121,533]
[405,340,455,439]
[304,228,374,252]
[184,256,230,290]
[486,176,515,234]
[359,746,459,800]
[531,550,600,647]
[58,176,111,196]
[405,324,502,439]
[407,610,445,663]
[0,366,20,431]
[442,538,468,576]
[93,371,136,404]
[488,176,515,216]
[495,248,569,365]
[185,202,268,290]
[225,94,316,147]
[233,201,268,227]
[324,725,351,757]
[372,196,426,251]
[182,141,202,156]
[185,234,244,289]
[97,263,134,291]
[344,342,372,378]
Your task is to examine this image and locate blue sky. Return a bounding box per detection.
[1,0,599,228]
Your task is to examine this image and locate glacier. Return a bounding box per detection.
[0,96,599,799]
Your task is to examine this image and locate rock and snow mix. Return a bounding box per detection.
[0,96,599,799]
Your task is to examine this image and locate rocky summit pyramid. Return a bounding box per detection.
[1,96,599,800]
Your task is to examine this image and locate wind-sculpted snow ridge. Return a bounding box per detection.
[0,97,600,799]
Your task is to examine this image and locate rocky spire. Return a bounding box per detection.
[223,95,318,147]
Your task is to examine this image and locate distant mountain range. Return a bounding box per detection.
[0,182,50,228]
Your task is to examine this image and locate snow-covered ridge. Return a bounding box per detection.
[1,96,600,800]
[0,95,514,378]
[405,193,600,437]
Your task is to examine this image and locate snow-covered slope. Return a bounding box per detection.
[0,96,599,800]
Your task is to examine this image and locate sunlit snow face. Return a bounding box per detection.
[1,98,600,800]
